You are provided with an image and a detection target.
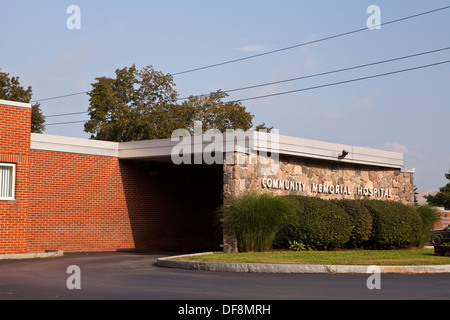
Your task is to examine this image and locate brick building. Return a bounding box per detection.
[0,99,418,255]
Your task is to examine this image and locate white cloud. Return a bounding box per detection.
[298,33,320,53]
[232,45,266,52]
[380,142,418,156]
[348,93,379,111]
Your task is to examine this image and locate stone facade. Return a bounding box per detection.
[223,152,414,204]
[222,152,414,252]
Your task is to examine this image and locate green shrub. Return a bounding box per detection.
[361,200,422,249]
[281,196,353,250]
[415,205,441,247]
[333,199,373,248]
[223,192,297,252]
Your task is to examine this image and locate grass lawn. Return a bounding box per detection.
[172,249,450,266]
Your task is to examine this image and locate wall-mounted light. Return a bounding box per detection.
[338,150,349,160]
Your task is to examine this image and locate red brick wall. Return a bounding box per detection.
[28,150,135,253]
[0,102,222,254]
[434,210,450,230]
[119,160,223,251]
[0,103,31,254]
[28,152,223,253]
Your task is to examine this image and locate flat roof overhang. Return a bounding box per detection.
[30,131,405,170]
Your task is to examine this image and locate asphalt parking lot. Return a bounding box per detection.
[0,251,449,300]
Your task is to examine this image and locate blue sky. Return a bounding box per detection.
[1,1,449,190]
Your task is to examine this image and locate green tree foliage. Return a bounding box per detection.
[181,90,254,134]
[425,171,450,210]
[85,65,261,142]
[0,69,46,133]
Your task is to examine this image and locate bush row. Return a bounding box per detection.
[281,196,440,250]
[224,193,441,252]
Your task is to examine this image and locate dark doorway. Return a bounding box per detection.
[120,159,223,251]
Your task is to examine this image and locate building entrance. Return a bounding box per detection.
[120,159,223,251]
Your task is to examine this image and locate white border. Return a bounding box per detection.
[0,163,16,201]
[31,133,119,157]
[0,99,31,109]
[31,132,405,169]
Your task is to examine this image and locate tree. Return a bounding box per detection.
[85,65,265,142]
[425,171,450,210]
[85,65,180,142]
[181,90,254,134]
[254,123,274,133]
[31,104,46,134]
[0,69,46,133]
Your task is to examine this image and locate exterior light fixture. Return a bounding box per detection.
[338,150,349,160]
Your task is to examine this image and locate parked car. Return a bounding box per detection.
[430,225,450,245]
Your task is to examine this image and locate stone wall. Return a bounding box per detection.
[222,152,414,252]
[223,152,414,205]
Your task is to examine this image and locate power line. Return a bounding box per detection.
[33,91,91,103]
[46,111,90,118]
[170,5,450,76]
[46,120,89,126]
[44,46,450,118]
[179,46,450,99]
[32,5,450,104]
[45,60,450,126]
[234,60,450,103]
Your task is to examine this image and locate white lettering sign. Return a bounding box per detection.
[261,179,393,199]
[262,178,306,192]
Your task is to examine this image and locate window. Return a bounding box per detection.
[0,163,16,201]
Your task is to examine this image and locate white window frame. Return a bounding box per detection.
[0,163,16,201]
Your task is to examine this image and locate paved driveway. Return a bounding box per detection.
[0,252,449,300]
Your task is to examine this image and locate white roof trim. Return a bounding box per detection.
[0,99,31,109]
[30,131,404,169]
[31,133,119,157]
[254,132,403,169]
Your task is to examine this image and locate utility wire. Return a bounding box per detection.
[46,120,89,126]
[179,46,450,100]
[33,91,91,103]
[32,5,450,104]
[45,60,450,126]
[45,46,450,118]
[233,60,450,103]
[170,5,450,76]
[46,111,89,118]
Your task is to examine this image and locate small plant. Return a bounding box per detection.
[414,205,441,247]
[289,240,306,251]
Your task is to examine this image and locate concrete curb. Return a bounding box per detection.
[156,252,450,274]
[0,250,64,261]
